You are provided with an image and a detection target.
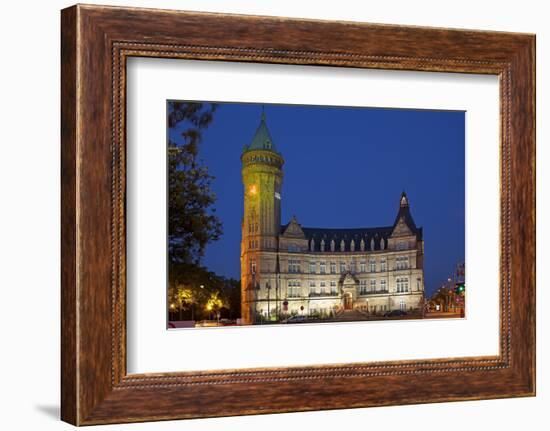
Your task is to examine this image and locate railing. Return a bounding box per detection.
[358,289,389,296]
[309,291,339,297]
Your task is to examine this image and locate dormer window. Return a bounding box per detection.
[380,238,386,250]
[360,238,365,251]
[320,239,325,252]
[310,239,315,252]
[340,240,345,252]
[370,238,375,251]
[350,239,355,252]
[330,239,335,252]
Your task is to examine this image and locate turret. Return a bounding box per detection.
[240,111,284,324]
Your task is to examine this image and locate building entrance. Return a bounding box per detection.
[344,293,353,310]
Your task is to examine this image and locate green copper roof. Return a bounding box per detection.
[243,111,279,154]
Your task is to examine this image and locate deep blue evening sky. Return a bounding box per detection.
[169,102,465,297]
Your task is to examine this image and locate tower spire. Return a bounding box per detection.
[243,108,279,153]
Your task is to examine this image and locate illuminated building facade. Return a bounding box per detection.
[240,113,425,324]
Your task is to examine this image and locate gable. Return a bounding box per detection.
[391,216,413,237]
[281,218,306,239]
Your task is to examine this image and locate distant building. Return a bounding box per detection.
[240,113,425,324]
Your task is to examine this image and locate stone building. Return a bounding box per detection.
[240,113,425,324]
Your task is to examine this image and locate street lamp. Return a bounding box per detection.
[266,281,271,321]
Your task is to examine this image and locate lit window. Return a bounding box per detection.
[369,259,376,272]
[396,277,409,292]
[288,280,301,298]
[396,256,409,270]
[288,259,301,273]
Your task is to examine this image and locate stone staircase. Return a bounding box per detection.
[334,308,370,321]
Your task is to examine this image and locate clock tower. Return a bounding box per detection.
[240,112,284,324]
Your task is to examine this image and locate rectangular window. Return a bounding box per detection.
[309,281,318,296]
[309,261,316,274]
[330,262,336,274]
[359,280,367,295]
[288,259,301,273]
[396,277,409,292]
[380,258,387,272]
[320,281,326,295]
[340,262,346,273]
[320,262,326,274]
[370,279,376,292]
[396,256,409,270]
[350,260,356,273]
[360,260,366,272]
[330,280,337,295]
[250,259,256,274]
[369,258,376,272]
[380,279,387,292]
[288,280,301,298]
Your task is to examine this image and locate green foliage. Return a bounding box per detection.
[168,102,222,265]
[168,262,241,321]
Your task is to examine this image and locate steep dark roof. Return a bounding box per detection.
[301,226,393,252]
[393,191,422,237]
[279,192,422,252]
[242,111,280,154]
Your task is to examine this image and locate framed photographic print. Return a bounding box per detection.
[61,4,535,425]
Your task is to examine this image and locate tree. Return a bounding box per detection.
[168,102,222,266]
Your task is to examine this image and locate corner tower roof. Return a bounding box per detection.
[243,111,280,154]
[392,191,421,236]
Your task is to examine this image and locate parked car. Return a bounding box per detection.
[383,309,408,318]
[283,315,308,324]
